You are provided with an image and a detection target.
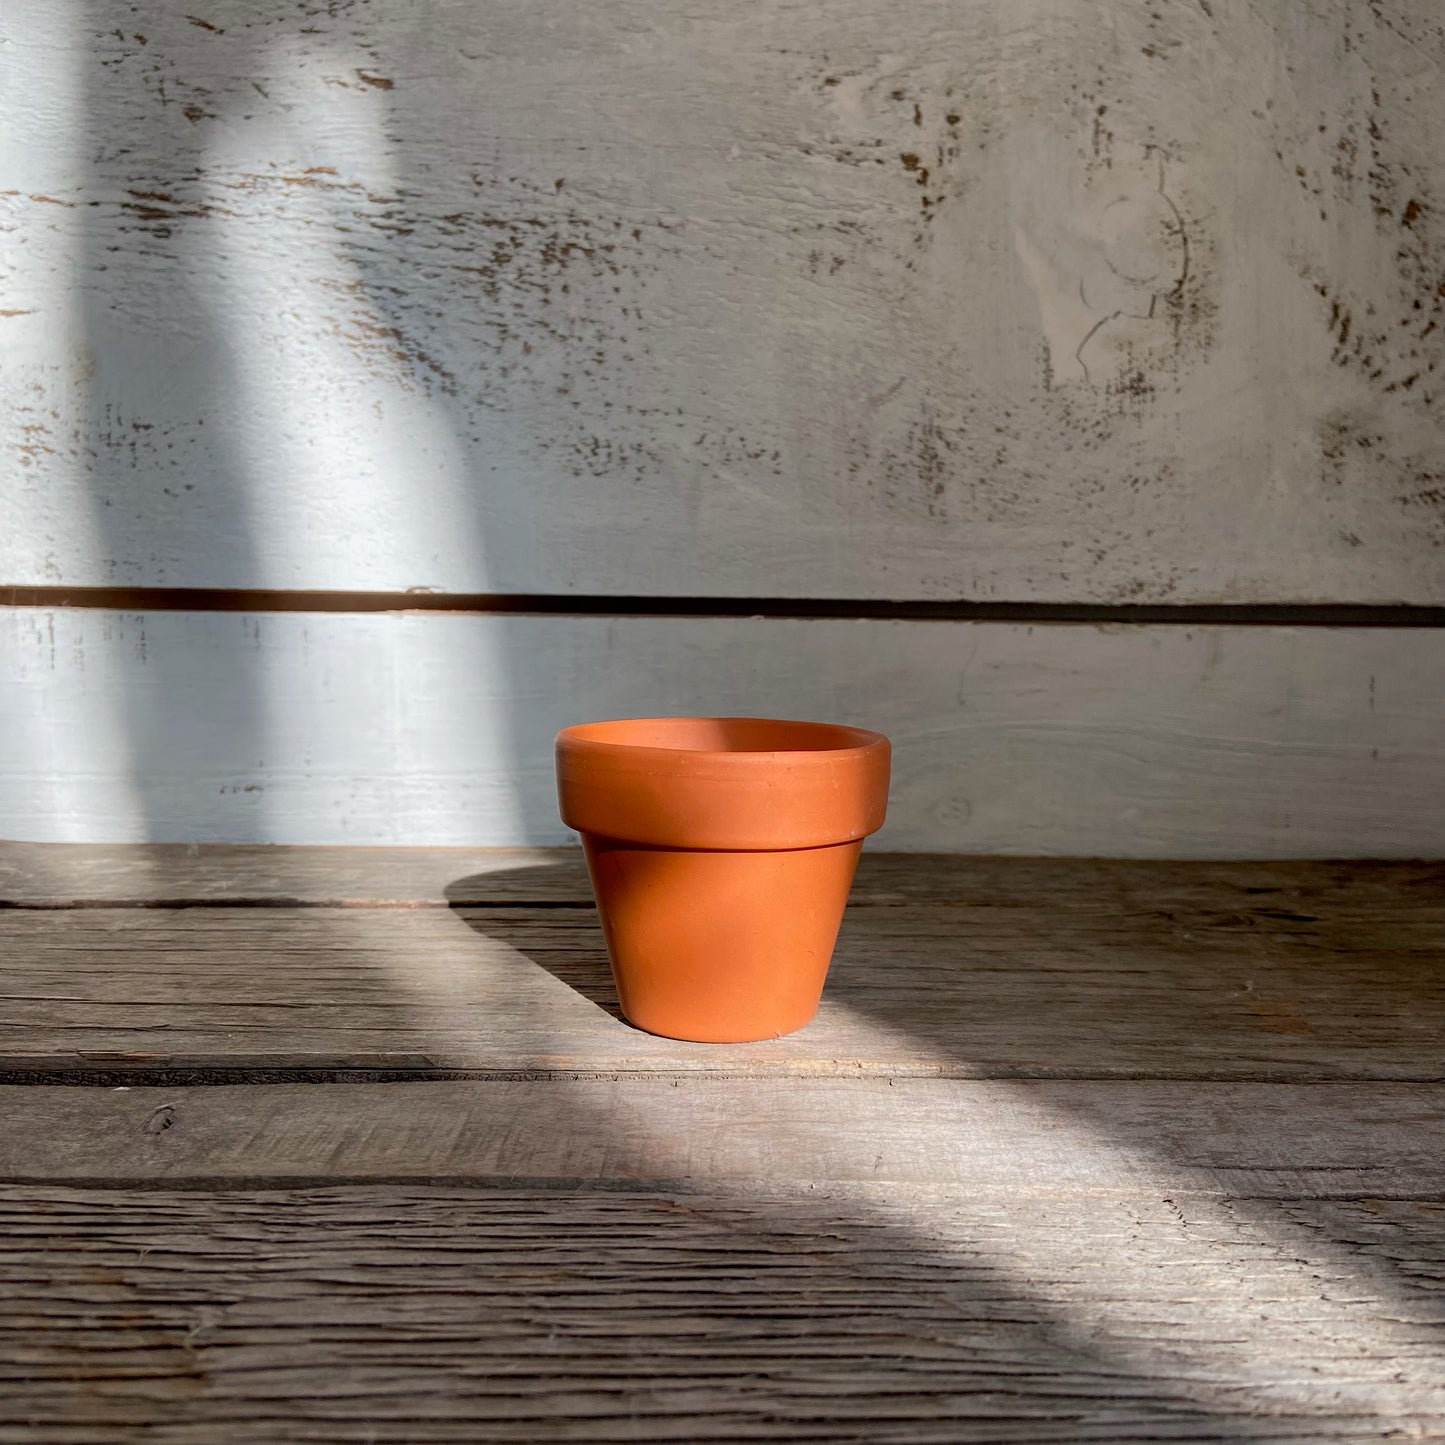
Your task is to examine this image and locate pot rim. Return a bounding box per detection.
[555,716,890,848]
[555,715,888,765]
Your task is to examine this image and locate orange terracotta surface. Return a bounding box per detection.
[555,717,890,1043]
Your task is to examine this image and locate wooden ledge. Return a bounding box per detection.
[0,846,1439,1084]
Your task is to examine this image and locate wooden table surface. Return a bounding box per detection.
[1,844,1442,1443]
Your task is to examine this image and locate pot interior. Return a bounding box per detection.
[561,716,880,755]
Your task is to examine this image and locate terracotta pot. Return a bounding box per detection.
[555,716,891,1043]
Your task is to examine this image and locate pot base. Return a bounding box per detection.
[582,835,863,1044]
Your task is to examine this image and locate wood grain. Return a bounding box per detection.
[7,843,1443,909]
[0,841,592,907]
[5,611,1443,854]
[2,1,1443,603]
[2,1078,1441,1196]
[1,1184,1442,1443]
[2,878,1433,1086]
[3,852,1440,1082]
[0,840,1440,1440]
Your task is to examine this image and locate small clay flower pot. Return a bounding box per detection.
[555,717,891,1043]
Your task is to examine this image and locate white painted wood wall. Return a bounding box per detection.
[2,0,1442,852]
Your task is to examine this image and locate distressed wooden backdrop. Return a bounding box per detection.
[1,0,1442,850]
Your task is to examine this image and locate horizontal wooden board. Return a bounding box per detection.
[2,860,1440,1081]
[8,844,1444,910]
[1,1,1443,603]
[3,1079,1441,1196]
[2,836,1439,1439]
[1,1184,1441,1442]
[0,841,598,907]
[4,611,1443,855]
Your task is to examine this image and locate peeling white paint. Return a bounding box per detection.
[1,610,1440,855]
[0,0,1439,601]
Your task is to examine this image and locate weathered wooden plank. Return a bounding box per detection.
[1,1184,1441,1443]
[2,1079,1440,1196]
[5,612,1444,855]
[0,841,589,907]
[2,1,1442,603]
[5,843,1442,910]
[3,854,1438,1079]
